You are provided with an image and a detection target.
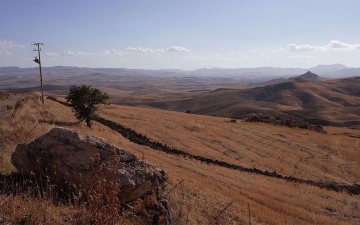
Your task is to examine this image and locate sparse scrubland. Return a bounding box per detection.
[1,94,360,224]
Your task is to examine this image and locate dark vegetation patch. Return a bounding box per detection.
[245,115,326,133]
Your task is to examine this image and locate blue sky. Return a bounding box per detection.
[1,0,360,70]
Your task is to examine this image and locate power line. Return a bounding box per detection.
[0,32,106,68]
[45,44,106,68]
[0,33,34,44]
[44,45,67,54]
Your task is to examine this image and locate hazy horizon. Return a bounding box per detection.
[0,63,355,71]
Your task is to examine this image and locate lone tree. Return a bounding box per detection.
[66,85,110,128]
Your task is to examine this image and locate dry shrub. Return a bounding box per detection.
[0,90,10,100]
[0,172,87,225]
[83,158,169,225]
[79,152,122,225]
[184,121,205,132]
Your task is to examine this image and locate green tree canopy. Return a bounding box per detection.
[66,85,110,128]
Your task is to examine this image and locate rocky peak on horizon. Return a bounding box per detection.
[290,71,319,81]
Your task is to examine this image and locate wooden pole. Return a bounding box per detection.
[33,43,44,104]
[209,201,233,225]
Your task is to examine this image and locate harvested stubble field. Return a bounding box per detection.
[1,96,360,224]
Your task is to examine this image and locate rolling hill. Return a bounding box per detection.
[126,76,360,127]
[1,94,360,224]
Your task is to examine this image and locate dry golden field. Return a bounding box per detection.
[1,95,360,224]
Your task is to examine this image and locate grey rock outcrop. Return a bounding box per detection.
[11,127,166,202]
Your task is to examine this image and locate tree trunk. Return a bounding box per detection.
[86,118,92,128]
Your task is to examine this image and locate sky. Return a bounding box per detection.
[1,0,360,70]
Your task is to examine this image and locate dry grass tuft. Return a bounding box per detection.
[79,153,122,225]
[184,121,205,132]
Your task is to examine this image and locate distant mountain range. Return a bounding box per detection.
[0,64,359,83]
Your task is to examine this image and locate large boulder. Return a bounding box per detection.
[11,127,166,202]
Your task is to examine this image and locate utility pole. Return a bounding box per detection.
[32,42,45,104]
